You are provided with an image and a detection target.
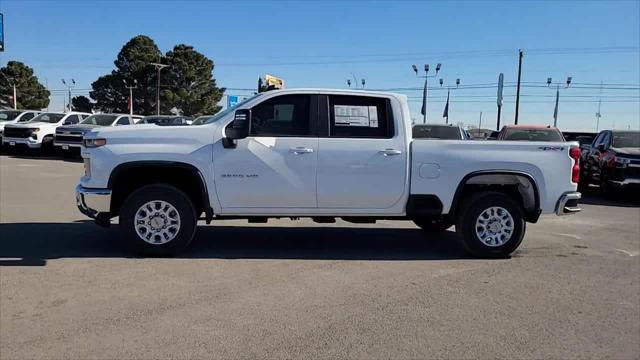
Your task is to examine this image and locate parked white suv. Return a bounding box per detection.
[76,89,581,258]
[0,110,41,143]
[2,111,91,151]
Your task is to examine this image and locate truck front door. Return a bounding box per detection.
[213,94,319,209]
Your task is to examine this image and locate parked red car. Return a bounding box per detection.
[497,125,565,142]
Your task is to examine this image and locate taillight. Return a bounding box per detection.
[570,146,580,183]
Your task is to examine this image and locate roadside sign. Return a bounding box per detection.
[227,95,239,108]
[0,13,4,52]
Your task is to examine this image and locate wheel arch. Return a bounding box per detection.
[108,161,212,223]
[450,170,541,223]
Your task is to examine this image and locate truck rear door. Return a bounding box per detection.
[316,94,408,210]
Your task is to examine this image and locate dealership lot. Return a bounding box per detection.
[1,154,639,359]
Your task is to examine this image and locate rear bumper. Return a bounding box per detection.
[555,191,581,216]
[76,185,111,223]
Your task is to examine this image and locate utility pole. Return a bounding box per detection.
[61,79,75,112]
[124,79,138,115]
[412,63,441,124]
[479,111,483,131]
[514,50,523,124]
[150,63,169,115]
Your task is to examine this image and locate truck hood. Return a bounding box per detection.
[611,147,640,159]
[4,121,56,130]
[87,123,221,146]
[57,124,102,133]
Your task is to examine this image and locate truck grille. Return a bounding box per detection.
[3,127,32,138]
[55,134,83,143]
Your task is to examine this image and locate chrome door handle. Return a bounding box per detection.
[289,147,314,154]
[379,149,402,156]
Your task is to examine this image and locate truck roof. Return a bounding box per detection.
[259,88,406,98]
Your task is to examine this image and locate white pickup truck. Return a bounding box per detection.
[76,89,581,257]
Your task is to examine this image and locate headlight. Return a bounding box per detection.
[615,156,631,167]
[83,158,91,178]
[83,138,107,148]
[30,128,40,139]
[30,128,40,133]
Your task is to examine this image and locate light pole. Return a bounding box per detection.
[61,79,75,112]
[0,72,16,109]
[547,76,572,127]
[150,62,169,115]
[439,77,460,124]
[412,63,441,124]
[123,79,138,115]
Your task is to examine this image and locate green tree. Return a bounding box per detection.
[161,44,224,116]
[71,95,94,113]
[0,61,50,109]
[90,35,162,114]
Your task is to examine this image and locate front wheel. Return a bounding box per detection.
[456,192,526,258]
[120,184,197,256]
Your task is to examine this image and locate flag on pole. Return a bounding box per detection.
[420,83,427,115]
[443,89,450,122]
[553,86,559,125]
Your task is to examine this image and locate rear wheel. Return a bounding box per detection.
[456,192,525,258]
[120,184,197,256]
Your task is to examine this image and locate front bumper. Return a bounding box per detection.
[608,178,640,188]
[54,141,82,149]
[555,191,581,216]
[76,185,112,223]
[2,137,41,149]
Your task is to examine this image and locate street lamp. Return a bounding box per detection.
[123,79,138,115]
[547,76,572,127]
[150,62,169,115]
[61,79,75,112]
[439,77,461,124]
[411,63,441,124]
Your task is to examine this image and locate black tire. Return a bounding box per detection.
[456,191,526,258]
[119,184,197,256]
[41,136,54,154]
[413,218,453,233]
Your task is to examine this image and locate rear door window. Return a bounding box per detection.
[327,95,393,138]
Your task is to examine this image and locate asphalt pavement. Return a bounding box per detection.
[1,153,639,359]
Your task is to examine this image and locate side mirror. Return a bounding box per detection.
[223,109,250,148]
[596,144,606,152]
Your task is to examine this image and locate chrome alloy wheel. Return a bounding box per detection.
[475,206,514,247]
[134,200,181,245]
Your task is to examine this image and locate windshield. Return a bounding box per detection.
[412,125,461,139]
[28,113,66,124]
[0,110,22,121]
[204,94,262,125]
[81,114,118,126]
[192,116,214,125]
[503,128,564,142]
[612,132,640,148]
[141,117,188,126]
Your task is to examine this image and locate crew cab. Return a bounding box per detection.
[55,113,142,155]
[0,110,41,143]
[580,130,640,193]
[3,112,91,151]
[76,89,581,258]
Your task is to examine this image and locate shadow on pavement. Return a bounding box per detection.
[579,192,640,208]
[0,222,467,266]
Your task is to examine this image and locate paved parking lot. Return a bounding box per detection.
[1,153,639,359]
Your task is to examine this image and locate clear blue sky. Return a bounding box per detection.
[1,0,639,131]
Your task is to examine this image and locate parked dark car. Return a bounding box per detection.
[497,125,565,142]
[580,130,640,193]
[563,131,597,148]
[138,116,193,126]
[412,124,468,140]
